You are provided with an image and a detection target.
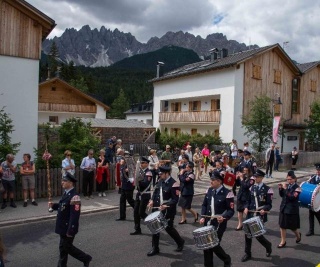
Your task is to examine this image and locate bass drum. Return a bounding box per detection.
[299,182,320,212]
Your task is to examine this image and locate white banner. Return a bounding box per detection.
[273,116,281,143]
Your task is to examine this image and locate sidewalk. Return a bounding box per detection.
[0,166,315,228]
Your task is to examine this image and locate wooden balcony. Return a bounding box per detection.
[159,110,220,123]
[39,103,96,113]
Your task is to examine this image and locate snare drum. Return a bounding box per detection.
[193,226,219,250]
[299,182,320,212]
[144,211,168,234]
[224,172,236,187]
[243,216,266,238]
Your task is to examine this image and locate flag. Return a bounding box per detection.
[273,116,281,143]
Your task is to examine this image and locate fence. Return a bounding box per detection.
[122,143,160,157]
[10,165,117,201]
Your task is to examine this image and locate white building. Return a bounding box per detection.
[125,100,153,125]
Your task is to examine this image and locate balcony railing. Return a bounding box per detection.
[159,110,220,123]
[39,103,96,113]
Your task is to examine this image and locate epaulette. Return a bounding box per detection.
[267,188,274,194]
[172,181,180,188]
[295,187,302,192]
[226,191,235,198]
[70,195,81,205]
[146,170,153,176]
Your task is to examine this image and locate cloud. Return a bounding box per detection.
[27,0,320,63]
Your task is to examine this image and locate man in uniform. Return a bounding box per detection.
[241,169,273,262]
[147,165,185,256]
[131,157,152,235]
[49,173,92,267]
[199,171,234,267]
[306,163,320,236]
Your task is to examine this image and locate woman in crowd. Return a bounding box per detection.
[291,147,299,170]
[274,146,282,171]
[201,143,210,174]
[278,170,301,248]
[148,149,159,187]
[178,161,198,224]
[96,149,109,197]
[193,147,202,180]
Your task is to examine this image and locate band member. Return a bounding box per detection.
[147,166,185,256]
[241,169,273,262]
[237,150,255,174]
[49,173,92,267]
[278,170,301,247]
[208,161,225,179]
[235,167,254,230]
[116,157,135,221]
[131,157,152,235]
[178,161,198,224]
[306,163,320,236]
[199,171,234,267]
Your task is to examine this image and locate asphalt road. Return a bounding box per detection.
[2,184,320,267]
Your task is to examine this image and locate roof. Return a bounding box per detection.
[39,78,110,111]
[81,118,155,129]
[9,0,56,40]
[296,61,320,73]
[150,43,300,83]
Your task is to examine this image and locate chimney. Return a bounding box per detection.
[209,48,219,61]
[46,67,51,80]
[221,48,228,58]
[156,61,165,78]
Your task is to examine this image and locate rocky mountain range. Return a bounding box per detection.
[42,25,258,67]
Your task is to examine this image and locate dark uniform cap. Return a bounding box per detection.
[287,170,296,178]
[315,163,320,170]
[62,172,77,183]
[182,154,189,160]
[210,170,223,181]
[158,165,171,173]
[243,150,251,156]
[238,149,244,153]
[253,169,266,177]
[187,161,194,168]
[140,156,150,163]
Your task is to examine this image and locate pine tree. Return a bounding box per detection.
[242,95,273,152]
[0,107,21,161]
[305,99,320,149]
[48,41,59,78]
[108,89,130,119]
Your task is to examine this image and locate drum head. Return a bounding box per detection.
[193,226,213,233]
[145,211,160,222]
[312,186,320,212]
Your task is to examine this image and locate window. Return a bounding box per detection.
[191,129,197,135]
[163,101,169,112]
[189,101,201,111]
[170,128,181,136]
[311,80,317,92]
[211,99,220,110]
[252,64,262,79]
[274,70,282,84]
[51,87,56,91]
[214,129,219,137]
[49,116,59,124]
[171,102,181,112]
[292,78,300,114]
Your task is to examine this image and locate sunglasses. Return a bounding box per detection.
[67,154,71,156]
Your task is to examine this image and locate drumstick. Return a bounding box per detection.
[147,205,169,211]
[201,215,226,219]
[248,210,270,213]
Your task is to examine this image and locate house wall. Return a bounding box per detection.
[95,105,106,119]
[0,55,39,160]
[153,67,242,143]
[38,112,96,125]
[126,113,153,125]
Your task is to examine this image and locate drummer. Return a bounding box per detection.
[241,169,273,262]
[199,170,234,267]
[146,165,185,256]
[305,163,320,236]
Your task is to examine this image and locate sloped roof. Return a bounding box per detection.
[296,61,320,73]
[150,43,300,83]
[39,78,110,111]
[81,118,155,129]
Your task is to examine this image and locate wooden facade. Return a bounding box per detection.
[159,110,221,123]
[0,0,55,59]
[39,78,109,113]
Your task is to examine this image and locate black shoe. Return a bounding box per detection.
[10,202,17,208]
[178,220,187,224]
[194,213,199,223]
[147,247,159,256]
[130,230,142,235]
[83,255,92,267]
[306,231,314,236]
[266,246,272,257]
[115,218,126,221]
[224,255,231,267]
[296,232,302,243]
[23,202,28,207]
[277,242,286,248]
[235,226,243,231]
[241,254,252,262]
[175,239,185,252]
[32,201,38,206]
[1,203,7,209]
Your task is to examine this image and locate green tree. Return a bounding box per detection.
[242,95,272,152]
[305,99,320,148]
[48,41,59,77]
[108,88,130,119]
[70,77,89,93]
[0,107,20,161]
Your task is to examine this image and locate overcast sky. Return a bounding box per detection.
[28,0,319,63]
